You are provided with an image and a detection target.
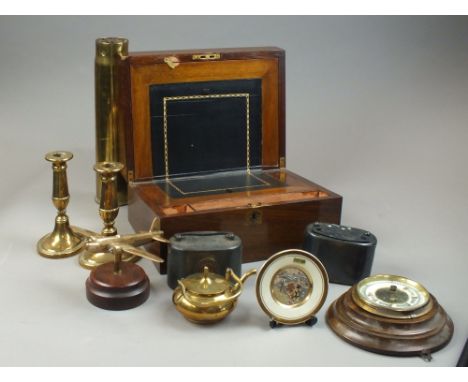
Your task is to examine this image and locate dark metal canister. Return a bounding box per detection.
[95,37,128,206]
[303,222,377,285]
[167,231,242,289]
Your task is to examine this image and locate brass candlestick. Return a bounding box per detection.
[37,151,86,258]
[79,161,138,269]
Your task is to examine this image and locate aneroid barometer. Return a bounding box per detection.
[327,274,453,360]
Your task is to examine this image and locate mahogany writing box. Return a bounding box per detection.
[120,47,342,273]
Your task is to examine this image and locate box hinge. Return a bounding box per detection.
[279,157,286,182]
[279,157,286,169]
[127,170,134,183]
[164,56,180,69]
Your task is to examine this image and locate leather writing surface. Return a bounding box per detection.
[149,79,262,178]
[157,170,283,198]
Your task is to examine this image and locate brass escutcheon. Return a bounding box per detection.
[246,208,263,225]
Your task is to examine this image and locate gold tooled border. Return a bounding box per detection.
[166,172,270,196]
[163,93,251,179]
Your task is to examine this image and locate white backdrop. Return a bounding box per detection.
[0,16,467,366]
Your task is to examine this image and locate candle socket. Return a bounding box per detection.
[79,161,138,269]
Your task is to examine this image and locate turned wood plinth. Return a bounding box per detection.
[86,262,150,310]
[326,288,453,358]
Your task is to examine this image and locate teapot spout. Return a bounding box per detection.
[240,269,257,284]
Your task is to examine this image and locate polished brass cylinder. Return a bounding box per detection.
[95,37,128,206]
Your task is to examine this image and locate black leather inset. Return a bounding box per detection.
[149,79,262,178]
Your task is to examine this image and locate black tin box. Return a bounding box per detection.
[167,231,242,289]
[303,222,377,285]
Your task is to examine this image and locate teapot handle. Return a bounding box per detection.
[177,279,189,300]
[225,267,257,285]
[240,268,257,284]
[226,268,257,288]
[219,267,257,304]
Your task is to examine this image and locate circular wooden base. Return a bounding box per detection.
[86,262,150,310]
[326,288,453,357]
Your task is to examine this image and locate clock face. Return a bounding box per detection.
[256,249,328,325]
[355,275,430,313]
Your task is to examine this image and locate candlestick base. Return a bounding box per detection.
[37,217,85,258]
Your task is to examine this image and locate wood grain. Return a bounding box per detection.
[85,262,150,310]
[120,48,285,181]
[120,47,342,271]
[326,287,454,357]
[128,170,342,272]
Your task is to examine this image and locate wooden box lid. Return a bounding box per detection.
[120,47,285,182]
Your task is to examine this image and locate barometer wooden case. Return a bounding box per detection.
[120,47,342,272]
[327,275,454,358]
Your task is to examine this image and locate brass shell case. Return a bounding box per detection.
[95,37,128,206]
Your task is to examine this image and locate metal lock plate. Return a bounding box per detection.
[246,203,263,225]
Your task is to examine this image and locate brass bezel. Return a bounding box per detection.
[351,285,434,320]
[353,274,430,317]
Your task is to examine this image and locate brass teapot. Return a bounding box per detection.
[173,266,256,324]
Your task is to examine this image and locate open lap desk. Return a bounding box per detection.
[120,48,342,271]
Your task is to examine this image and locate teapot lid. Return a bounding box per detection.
[180,266,230,297]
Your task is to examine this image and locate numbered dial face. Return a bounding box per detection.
[355,275,430,312]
